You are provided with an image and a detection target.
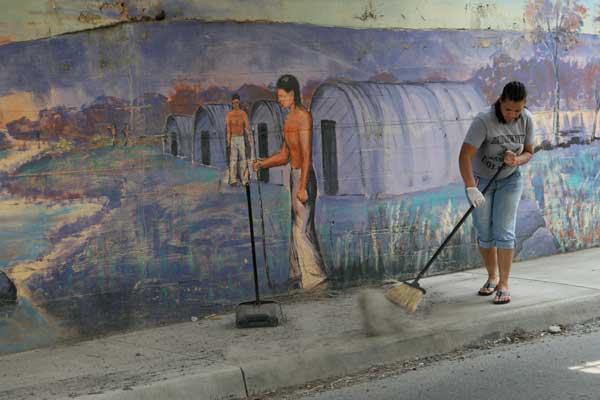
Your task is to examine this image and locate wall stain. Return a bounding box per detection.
[100,1,166,22]
[78,11,104,25]
[355,0,383,22]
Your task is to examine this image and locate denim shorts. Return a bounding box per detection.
[468,169,523,250]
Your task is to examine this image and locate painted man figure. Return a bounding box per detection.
[122,123,129,146]
[110,123,117,146]
[253,75,327,290]
[226,94,250,186]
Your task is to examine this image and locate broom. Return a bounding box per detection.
[385,164,505,312]
[248,126,273,289]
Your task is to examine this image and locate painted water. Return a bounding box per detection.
[1,144,290,353]
[0,196,92,269]
[1,141,598,353]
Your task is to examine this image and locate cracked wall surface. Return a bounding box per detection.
[2,0,599,44]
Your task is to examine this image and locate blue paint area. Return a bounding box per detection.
[3,145,290,341]
[0,196,90,269]
[0,298,57,354]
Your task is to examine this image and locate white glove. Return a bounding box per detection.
[466,187,485,208]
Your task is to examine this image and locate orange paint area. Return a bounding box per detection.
[0,92,40,128]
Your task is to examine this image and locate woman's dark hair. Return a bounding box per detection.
[495,81,527,123]
[500,81,527,102]
[231,93,240,101]
[276,74,302,106]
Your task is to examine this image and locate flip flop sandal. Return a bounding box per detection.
[493,290,511,305]
[478,281,498,296]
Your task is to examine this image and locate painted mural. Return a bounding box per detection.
[1,0,600,354]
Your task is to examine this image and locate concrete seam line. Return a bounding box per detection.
[463,271,600,291]
[240,366,249,398]
[503,277,600,291]
[103,338,204,358]
[74,366,249,399]
[440,299,600,336]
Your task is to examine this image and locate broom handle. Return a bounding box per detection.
[245,184,261,303]
[249,126,273,289]
[412,164,506,284]
[255,177,273,288]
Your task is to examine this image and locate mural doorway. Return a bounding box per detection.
[170,132,178,156]
[201,130,211,165]
[257,122,270,183]
[321,120,338,195]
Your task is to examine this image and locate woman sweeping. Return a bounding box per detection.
[459,81,535,305]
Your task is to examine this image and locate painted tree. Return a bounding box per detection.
[593,80,600,139]
[524,0,587,143]
[167,79,203,115]
[595,6,600,139]
[597,3,600,33]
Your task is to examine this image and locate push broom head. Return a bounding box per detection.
[384,281,426,313]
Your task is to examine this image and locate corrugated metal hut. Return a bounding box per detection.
[164,114,194,158]
[310,81,487,196]
[250,100,287,185]
[193,104,230,168]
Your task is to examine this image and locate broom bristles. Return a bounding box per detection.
[384,282,424,313]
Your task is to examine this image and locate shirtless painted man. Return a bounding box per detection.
[226,94,250,186]
[253,74,327,290]
[122,123,129,146]
[109,123,117,146]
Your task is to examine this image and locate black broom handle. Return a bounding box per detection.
[245,184,261,303]
[249,127,273,289]
[412,164,506,283]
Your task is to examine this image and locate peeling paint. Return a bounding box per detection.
[0,36,14,46]
[100,1,130,21]
[477,37,493,48]
[99,1,166,22]
[78,11,104,25]
[467,1,500,30]
[2,1,600,44]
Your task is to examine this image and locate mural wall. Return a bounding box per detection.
[1,0,600,354]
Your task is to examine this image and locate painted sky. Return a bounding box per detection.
[1,0,599,43]
[1,18,599,114]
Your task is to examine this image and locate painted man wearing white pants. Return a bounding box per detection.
[226,93,251,186]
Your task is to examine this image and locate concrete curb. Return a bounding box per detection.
[78,293,600,400]
[78,366,247,400]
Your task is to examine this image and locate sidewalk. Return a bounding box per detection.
[2,248,600,400]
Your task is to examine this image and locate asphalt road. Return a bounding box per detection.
[265,324,600,400]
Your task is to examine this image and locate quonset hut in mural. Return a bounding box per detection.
[193,104,230,168]
[164,115,194,157]
[310,81,487,196]
[250,100,287,185]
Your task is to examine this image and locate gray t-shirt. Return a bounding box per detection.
[464,105,534,180]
